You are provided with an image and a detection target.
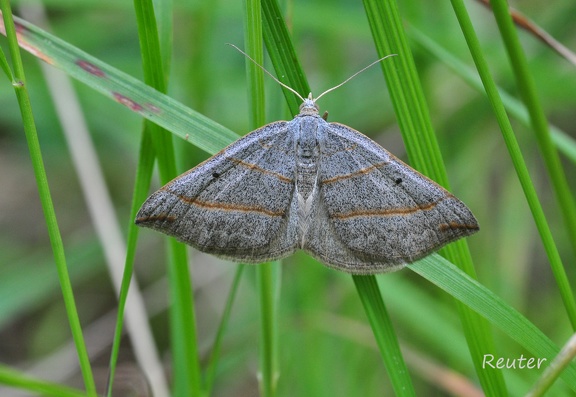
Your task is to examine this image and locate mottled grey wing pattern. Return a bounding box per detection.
[137,95,479,274]
[304,122,479,274]
[136,121,299,262]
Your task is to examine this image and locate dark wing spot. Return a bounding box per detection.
[395,178,403,185]
[212,172,220,178]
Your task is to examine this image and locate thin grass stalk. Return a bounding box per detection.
[411,256,576,389]
[260,0,490,393]
[361,0,506,394]
[449,0,576,330]
[527,332,576,397]
[256,264,279,396]
[203,265,246,396]
[264,1,415,393]
[262,0,416,393]
[261,0,309,112]
[488,0,576,262]
[133,0,202,395]
[407,26,576,164]
[107,130,158,397]
[0,2,97,395]
[487,0,576,329]
[353,276,416,396]
[15,4,168,395]
[244,0,266,128]
[105,4,162,397]
[0,365,88,397]
[244,1,279,395]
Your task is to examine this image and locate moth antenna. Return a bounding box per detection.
[227,43,305,102]
[315,54,397,101]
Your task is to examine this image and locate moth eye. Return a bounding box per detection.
[212,172,221,178]
[395,178,403,185]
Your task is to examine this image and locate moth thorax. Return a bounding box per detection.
[296,117,320,199]
[296,162,318,200]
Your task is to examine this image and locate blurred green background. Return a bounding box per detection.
[1,0,575,396]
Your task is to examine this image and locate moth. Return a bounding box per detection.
[136,53,478,274]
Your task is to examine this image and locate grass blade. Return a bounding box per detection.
[203,265,246,395]
[353,276,416,396]
[407,26,576,165]
[244,1,279,395]
[449,0,576,330]
[133,1,202,396]
[488,0,576,261]
[411,255,576,391]
[262,0,416,393]
[0,365,88,397]
[0,12,239,153]
[485,0,576,328]
[262,0,309,113]
[361,0,506,393]
[0,3,96,395]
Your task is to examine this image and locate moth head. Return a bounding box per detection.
[299,94,320,116]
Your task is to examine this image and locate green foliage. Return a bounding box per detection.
[1,0,575,396]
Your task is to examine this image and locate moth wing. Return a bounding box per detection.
[305,122,479,274]
[136,121,299,263]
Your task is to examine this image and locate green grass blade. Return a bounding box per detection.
[449,0,576,330]
[262,0,309,113]
[106,1,176,396]
[244,0,265,128]
[244,2,279,395]
[203,265,246,396]
[95,3,173,396]
[107,128,159,397]
[0,364,88,397]
[0,3,96,396]
[362,0,444,181]
[361,0,506,394]
[0,41,13,79]
[262,1,416,393]
[411,255,576,391]
[488,0,576,261]
[527,333,576,397]
[353,276,416,396]
[166,238,200,397]
[407,26,576,165]
[0,12,239,153]
[256,263,280,397]
[134,1,202,396]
